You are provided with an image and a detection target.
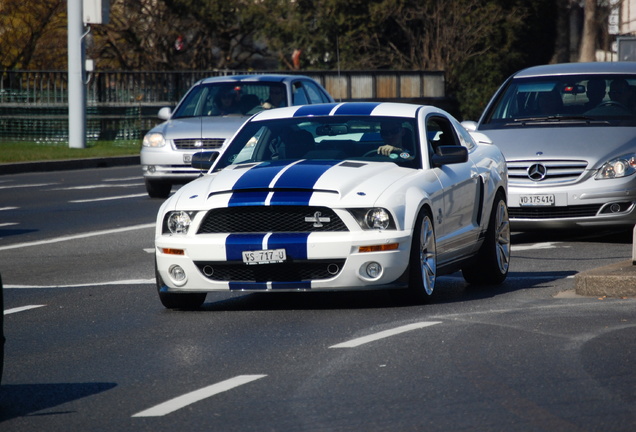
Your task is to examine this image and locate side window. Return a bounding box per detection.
[303,81,329,104]
[426,116,459,154]
[292,81,309,105]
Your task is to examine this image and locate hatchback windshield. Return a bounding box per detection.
[213,116,421,170]
[481,74,636,128]
[173,83,286,118]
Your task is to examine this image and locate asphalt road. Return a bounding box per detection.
[0,166,635,431]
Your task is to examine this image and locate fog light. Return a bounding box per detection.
[148,165,156,173]
[365,262,382,278]
[169,265,187,285]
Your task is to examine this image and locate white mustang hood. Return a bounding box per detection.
[173,160,414,209]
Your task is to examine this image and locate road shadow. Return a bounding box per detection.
[162,269,576,313]
[0,382,116,421]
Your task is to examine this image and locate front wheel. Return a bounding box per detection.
[156,262,206,309]
[145,179,172,199]
[406,209,437,303]
[462,191,510,285]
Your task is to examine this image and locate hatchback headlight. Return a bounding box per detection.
[596,154,636,179]
[164,211,197,234]
[143,132,166,148]
[349,208,396,230]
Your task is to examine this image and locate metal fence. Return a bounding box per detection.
[0,69,446,144]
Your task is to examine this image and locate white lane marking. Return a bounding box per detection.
[132,375,267,417]
[70,193,148,203]
[330,321,442,348]
[0,183,55,190]
[4,305,46,315]
[5,279,155,289]
[511,242,568,252]
[0,222,19,227]
[58,183,143,190]
[0,207,19,211]
[0,223,154,251]
[104,176,142,182]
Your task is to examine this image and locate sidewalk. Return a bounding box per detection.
[1,156,634,298]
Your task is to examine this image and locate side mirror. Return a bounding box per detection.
[431,146,468,167]
[158,107,172,120]
[460,120,478,132]
[191,151,220,171]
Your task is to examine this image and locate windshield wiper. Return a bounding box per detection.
[507,115,609,126]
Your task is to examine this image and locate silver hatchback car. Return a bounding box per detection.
[464,62,636,230]
[141,74,334,198]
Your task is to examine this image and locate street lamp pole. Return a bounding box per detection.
[67,0,87,149]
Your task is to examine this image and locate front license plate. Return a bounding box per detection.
[183,154,192,163]
[242,249,287,265]
[519,194,555,206]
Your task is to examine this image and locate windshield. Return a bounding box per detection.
[172,82,286,118]
[481,74,636,128]
[213,116,421,170]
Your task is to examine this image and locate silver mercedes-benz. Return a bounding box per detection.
[463,61,636,230]
[141,75,334,198]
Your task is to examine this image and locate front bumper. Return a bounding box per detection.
[508,178,636,229]
[155,230,413,293]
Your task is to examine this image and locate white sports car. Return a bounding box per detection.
[154,102,510,309]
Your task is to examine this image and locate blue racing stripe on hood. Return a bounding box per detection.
[334,102,381,115]
[293,103,338,117]
[274,159,340,189]
[228,161,293,207]
[232,160,291,189]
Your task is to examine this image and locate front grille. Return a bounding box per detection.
[174,138,225,150]
[509,204,603,219]
[507,160,588,185]
[198,206,348,233]
[195,260,345,282]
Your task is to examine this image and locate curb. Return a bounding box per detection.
[0,155,140,175]
[574,259,636,297]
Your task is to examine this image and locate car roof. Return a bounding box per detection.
[514,61,636,78]
[195,74,318,85]
[249,101,445,121]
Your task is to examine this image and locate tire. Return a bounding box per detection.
[145,179,172,199]
[156,262,206,309]
[406,209,437,303]
[462,191,511,285]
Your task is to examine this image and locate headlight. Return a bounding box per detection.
[143,132,166,148]
[349,208,396,230]
[596,154,636,179]
[164,211,196,234]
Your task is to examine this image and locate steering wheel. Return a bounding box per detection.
[597,100,631,111]
[363,149,382,157]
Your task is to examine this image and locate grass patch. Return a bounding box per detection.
[0,140,141,163]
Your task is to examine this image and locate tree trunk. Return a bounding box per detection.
[579,0,597,62]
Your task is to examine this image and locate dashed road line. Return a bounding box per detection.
[4,305,46,315]
[70,193,148,203]
[329,321,442,348]
[132,375,267,417]
[0,223,154,251]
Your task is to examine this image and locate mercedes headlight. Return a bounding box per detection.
[164,211,197,234]
[143,132,166,148]
[596,154,636,179]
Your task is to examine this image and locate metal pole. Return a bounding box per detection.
[67,0,86,149]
